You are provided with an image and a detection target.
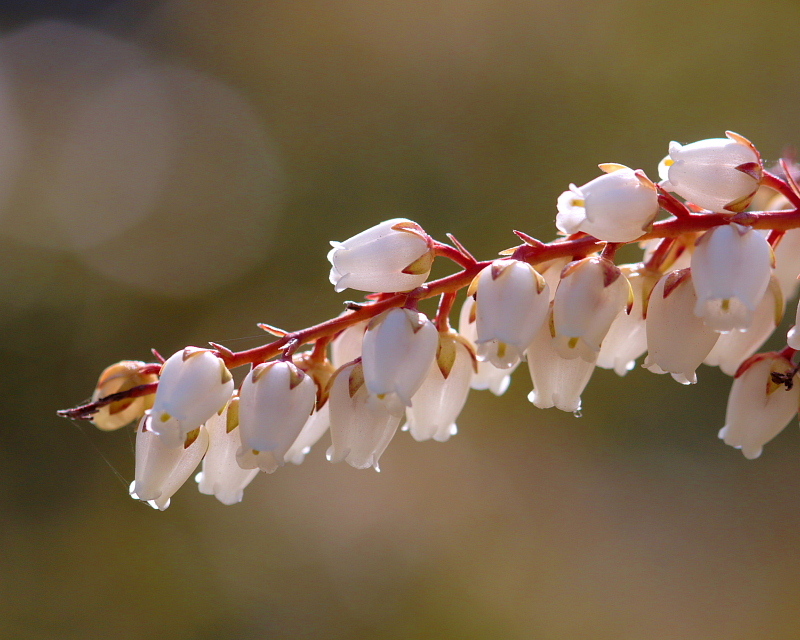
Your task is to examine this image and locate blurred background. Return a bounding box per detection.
[2,1,800,638]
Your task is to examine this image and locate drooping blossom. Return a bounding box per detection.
[658,132,762,212]
[328,218,434,293]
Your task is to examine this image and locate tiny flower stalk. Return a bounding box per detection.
[328,218,435,293]
[149,348,234,447]
[236,361,317,473]
[556,164,660,242]
[472,258,550,369]
[327,361,402,471]
[719,352,800,459]
[643,269,719,384]
[551,257,631,362]
[690,223,773,332]
[404,332,476,442]
[361,307,439,416]
[196,399,259,505]
[130,414,210,511]
[90,360,158,431]
[659,132,763,213]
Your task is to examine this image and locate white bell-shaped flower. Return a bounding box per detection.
[705,276,783,376]
[555,164,659,242]
[718,352,800,459]
[195,399,259,505]
[90,360,158,431]
[552,257,631,362]
[284,403,331,465]
[458,296,517,395]
[691,223,773,333]
[643,269,719,384]
[658,132,762,212]
[236,360,317,473]
[773,227,800,300]
[597,265,659,376]
[283,351,335,464]
[404,332,475,442]
[787,298,800,350]
[473,258,550,369]
[326,361,402,471]
[538,257,572,300]
[361,307,439,416]
[130,414,209,511]
[328,218,434,293]
[330,317,368,369]
[149,347,234,446]
[526,309,597,413]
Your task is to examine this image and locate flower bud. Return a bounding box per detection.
[130,415,209,511]
[718,353,800,459]
[328,218,434,293]
[149,348,234,447]
[643,269,719,384]
[195,398,258,505]
[526,309,596,413]
[361,307,439,415]
[404,332,475,442]
[458,296,517,395]
[236,361,317,473]
[473,258,550,369]
[691,223,773,332]
[326,361,402,471]
[658,132,762,212]
[90,360,158,431]
[556,164,659,242]
[552,257,630,362]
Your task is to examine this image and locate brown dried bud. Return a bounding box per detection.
[90,361,158,431]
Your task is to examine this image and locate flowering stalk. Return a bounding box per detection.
[55,132,800,510]
[58,201,800,421]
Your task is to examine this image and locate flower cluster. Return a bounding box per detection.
[60,131,800,509]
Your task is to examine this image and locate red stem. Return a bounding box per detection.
[435,292,457,332]
[763,171,800,209]
[433,241,476,269]
[57,382,159,420]
[58,203,800,419]
[657,186,693,219]
[643,237,676,272]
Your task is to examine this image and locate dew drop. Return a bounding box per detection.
[572,410,583,418]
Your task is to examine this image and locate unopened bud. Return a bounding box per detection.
[91,360,158,431]
[328,218,434,293]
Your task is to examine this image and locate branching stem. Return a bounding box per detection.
[58,188,800,420]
